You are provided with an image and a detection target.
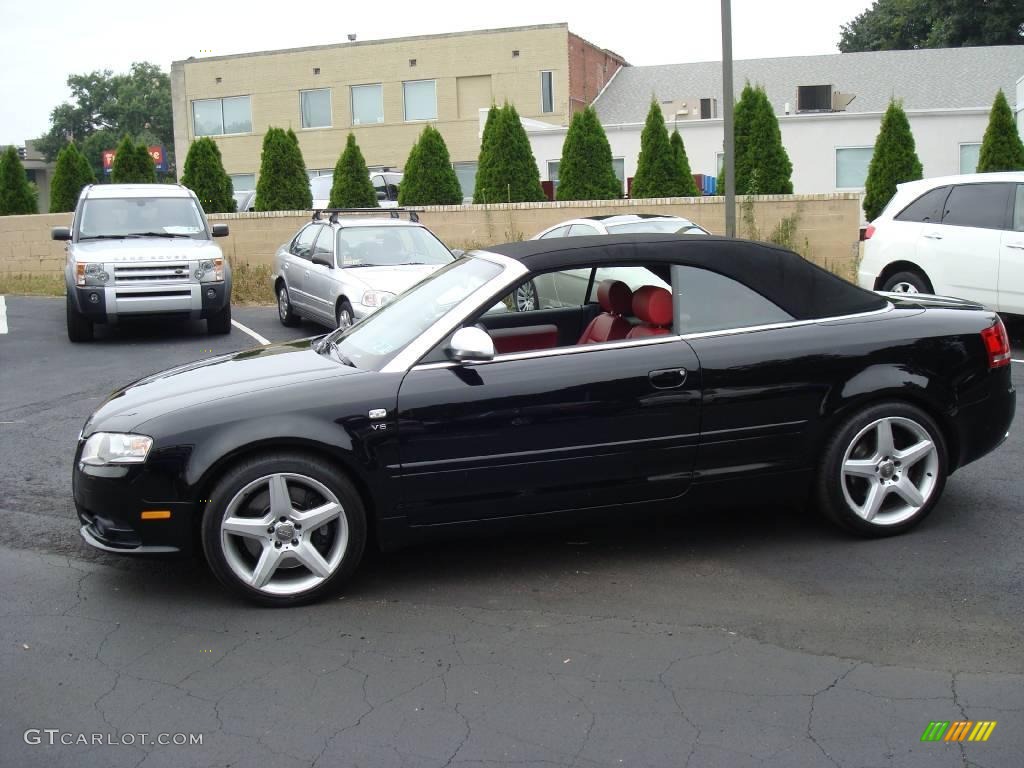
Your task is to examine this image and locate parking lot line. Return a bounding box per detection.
[231,318,269,345]
[0,296,7,334]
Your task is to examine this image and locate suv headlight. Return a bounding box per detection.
[361,290,396,307]
[75,262,110,286]
[80,432,153,466]
[196,257,224,281]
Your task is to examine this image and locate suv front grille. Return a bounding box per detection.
[114,263,192,283]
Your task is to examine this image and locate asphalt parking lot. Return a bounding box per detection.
[1,294,1023,768]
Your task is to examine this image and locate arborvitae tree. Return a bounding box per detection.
[744,85,793,194]
[49,143,96,212]
[181,137,236,213]
[632,100,689,198]
[977,89,1024,173]
[110,137,156,183]
[472,106,499,203]
[0,146,38,215]
[717,82,756,193]
[255,128,313,211]
[473,104,546,204]
[330,133,378,208]
[398,125,463,206]
[556,106,621,201]
[863,100,923,221]
[670,131,701,197]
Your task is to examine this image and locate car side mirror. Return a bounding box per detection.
[446,326,494,364]
[52,227,71,241]
[211,223,229,237]
[312,254,334,269]
[450,248,465,257]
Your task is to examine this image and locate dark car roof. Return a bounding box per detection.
[484,234,887,321]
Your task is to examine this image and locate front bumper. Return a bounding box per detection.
[69,280,229,323]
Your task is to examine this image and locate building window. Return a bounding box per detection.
[613,158,625,194]
[453,162,477,202]
[835,146,874,189]
[700,98,717,120]
[547,160,560,192]
[351,84,384,125]
[192,95,252,136]
[959,143,981,174]
[797,85,832,112]
[541,71,554,114]
[716,152,724,174]
[229,174,255,192]
[300,89,332,129]
[306,168,332,179]
[403,80,437,121]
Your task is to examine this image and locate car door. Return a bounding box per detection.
[395,270,702,526]
[304,225,337,324]
[285,224,321,312]
[917,182,1010,307]
[999,184,1024,313]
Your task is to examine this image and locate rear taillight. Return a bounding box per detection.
[981,318,1011,369]
[863,224,876,240]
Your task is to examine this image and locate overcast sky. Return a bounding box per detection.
[1,0,872,146]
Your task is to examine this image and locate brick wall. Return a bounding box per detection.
[567,33,627,115]
[0,194,862,282]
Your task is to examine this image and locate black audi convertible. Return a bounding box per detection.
[73,234,1016,605]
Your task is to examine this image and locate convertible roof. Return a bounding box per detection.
[483,234,886,320]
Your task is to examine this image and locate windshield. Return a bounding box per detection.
[78,197,207,240]
[606,220,707,235]
[337,226,454,267]
[322,257,502,370]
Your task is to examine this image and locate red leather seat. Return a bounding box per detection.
[626,286,673,338]
[578,280,633,344]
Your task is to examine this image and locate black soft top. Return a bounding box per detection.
[484,234,886,320]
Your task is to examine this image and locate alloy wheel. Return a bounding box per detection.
[278,287,291,320]
[219,473,349,596]
[890,282,919,294]
[337,307,353,330]
[839,416,939,526]
[515,282,538,312]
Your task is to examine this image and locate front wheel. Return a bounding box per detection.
[816,402,947,537]
[207,303,232,334]
[336,299,354,331]
[201,453,367,606]
[66,294,94,342]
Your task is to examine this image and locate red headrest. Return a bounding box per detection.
[596,279,632,315]
[632,285,673,327]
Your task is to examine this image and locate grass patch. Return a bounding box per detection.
[0,273,65,297]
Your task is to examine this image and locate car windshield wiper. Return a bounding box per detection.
[395,261,426,266]
[316,338,357,367]
[78,234,130,240]
[122,232,194,238]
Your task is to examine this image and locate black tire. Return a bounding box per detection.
[816,401,948,538]
[277,282,300,326]
[513,280,540,312]
[201,452,367,606]
[336,299,355,330]
[207,304,232,335]
[66,294,94,343]
[880,270,930,295]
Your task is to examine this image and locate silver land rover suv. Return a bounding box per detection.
[53,184,232,342]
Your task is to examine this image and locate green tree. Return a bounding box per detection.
[181,137,236,212]
[556,106,621,201]
[717,84,792,195]
[49,143,96,212]
[977,89,1024,172]
[472,106,499,203]
[669,131,701,197]
[839,0,1023,52]
[632,100,690,198]
[473,104,546,203]
[255,128,312,211]
[330,133,378,208]
[0,146,38,215]
[863,100,923,221]
[109,136,155,183]
[398,125,463,205]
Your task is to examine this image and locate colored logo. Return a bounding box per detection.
[921,721,997,742]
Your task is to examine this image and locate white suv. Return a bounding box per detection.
[858,172,1024,314]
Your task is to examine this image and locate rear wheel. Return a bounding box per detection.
[881,270,930,294]
[277,282,300,326]
[816,402,947,537]
[207,303,232,335]
[514,280,539,312]
[201,452,366,606]
[66,294,93,343]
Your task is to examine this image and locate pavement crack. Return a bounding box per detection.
[806,662,861,768]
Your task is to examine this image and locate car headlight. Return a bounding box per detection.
[361,290,396,307]
[75,262,110,286]
[80,432,153,466]
[197,257,224,281]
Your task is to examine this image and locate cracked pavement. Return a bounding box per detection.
[1,296,1022,767]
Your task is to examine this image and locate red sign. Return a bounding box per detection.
[102,145,168,173]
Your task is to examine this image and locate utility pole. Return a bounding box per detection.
[721,0,736,237]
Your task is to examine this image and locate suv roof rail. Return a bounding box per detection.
[312,208,420,224]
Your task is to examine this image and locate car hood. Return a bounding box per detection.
[342,263,445,295]
[70,237,222,264]
[84,339,364,434]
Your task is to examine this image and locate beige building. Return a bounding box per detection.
[170,23,625,200]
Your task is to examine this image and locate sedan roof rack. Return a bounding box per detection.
[312,208,420,224]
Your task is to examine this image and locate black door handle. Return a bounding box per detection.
[649,368,687,389]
